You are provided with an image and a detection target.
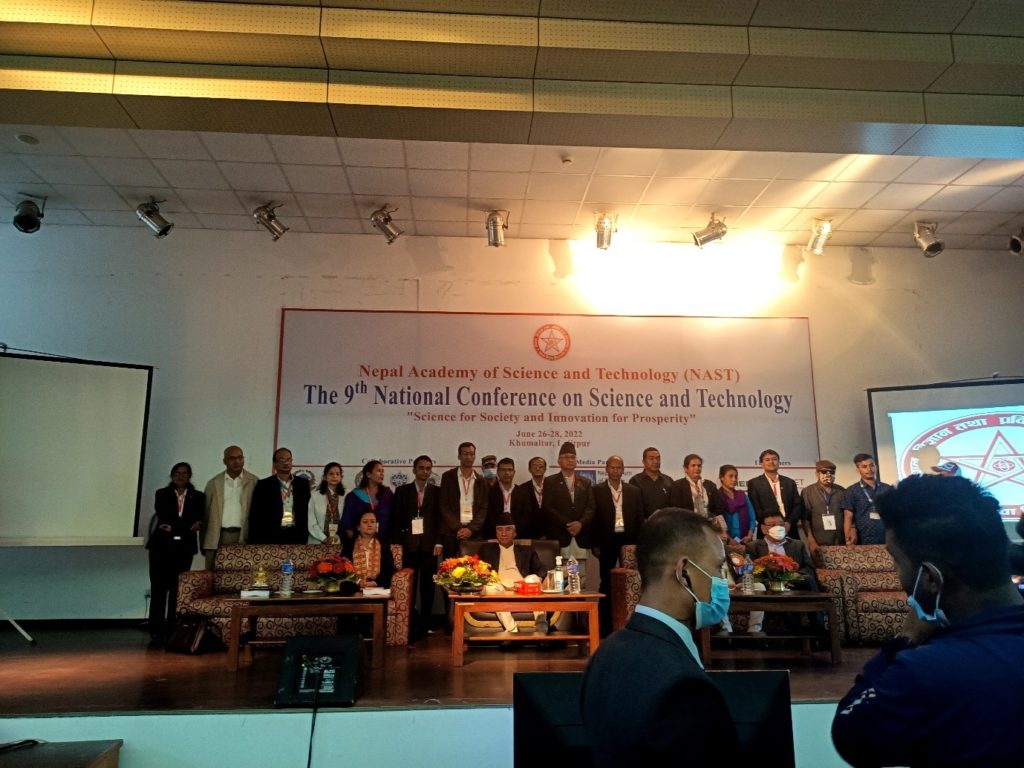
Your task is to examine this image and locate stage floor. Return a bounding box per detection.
[0,624,872,715]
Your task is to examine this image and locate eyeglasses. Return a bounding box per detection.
[817,469,836,475]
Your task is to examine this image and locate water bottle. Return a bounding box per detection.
[566,555,581,594]
[280,557,295,595]
[552,556,565,593]
[741,555,755,595]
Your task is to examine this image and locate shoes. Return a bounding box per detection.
[499,641,517,652]
[714,629,732,638]
[534,621,549,636]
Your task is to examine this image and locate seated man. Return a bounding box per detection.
[832,475,1024,767]
[477,513,548,635]
[746,513,818,590]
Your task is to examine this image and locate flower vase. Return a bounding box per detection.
[340,581,360,596]
[450,584,484,595]
[324,581,341,593]
[768,580,787,593]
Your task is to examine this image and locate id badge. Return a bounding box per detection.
[822,514,836,531]
[412,518,424,535]
[869,511,881,520]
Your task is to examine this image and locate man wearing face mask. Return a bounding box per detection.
[581,507,738,767]
[832,475,1024,768]
[746,514,819,590]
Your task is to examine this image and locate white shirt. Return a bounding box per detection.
[608,481,624,532]
[497,543,523,587]
[767,538,787,556]
[222,472,244,528]
[459,470,475,524]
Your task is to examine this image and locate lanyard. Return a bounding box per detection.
[860,482,876,505]
[534,483,543,506]
[176,491,185,517]
[501,486,512,511]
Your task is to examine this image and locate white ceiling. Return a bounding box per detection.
[2,124,1023,251]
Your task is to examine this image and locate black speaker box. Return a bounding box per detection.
[274,634,364,708]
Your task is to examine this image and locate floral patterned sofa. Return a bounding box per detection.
[610,545,642,631]
[177,543,414,647]
[815,545,907,644]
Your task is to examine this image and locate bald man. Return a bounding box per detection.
[202,445,258,569]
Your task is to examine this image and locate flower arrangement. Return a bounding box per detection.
[308,553,359,589]
[434,554,499,593]
[752,553,802,586]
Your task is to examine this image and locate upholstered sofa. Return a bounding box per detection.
[610,545,642,632]
[815,544,907,644]
[177,543,414,647]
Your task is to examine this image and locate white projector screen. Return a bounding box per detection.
[868,378,1024,520]
[0,354,152,545]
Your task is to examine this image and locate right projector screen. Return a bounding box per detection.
[868,378,1024,521]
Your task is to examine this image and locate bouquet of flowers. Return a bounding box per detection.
[308,553,360,589]
[751,553,802,585]
[434,554,499,593]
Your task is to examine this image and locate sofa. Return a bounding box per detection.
[815,544,907,644]
[177,542,414,647]
[610,544,642,632]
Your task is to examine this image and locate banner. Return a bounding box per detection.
[276,310,819,486]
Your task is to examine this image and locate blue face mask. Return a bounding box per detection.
[679,561,732,629]
[482,468,497,480]
[907,564,949,627]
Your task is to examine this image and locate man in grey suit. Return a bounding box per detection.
[202,445,258,569]
[542,441,595,586]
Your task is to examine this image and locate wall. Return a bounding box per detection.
[1,226,1021,618]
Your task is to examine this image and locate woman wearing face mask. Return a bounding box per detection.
[340,460,393,542]
[309,462,345,545]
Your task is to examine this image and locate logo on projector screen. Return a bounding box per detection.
[533,324,571,361]
[901,411,1024,517]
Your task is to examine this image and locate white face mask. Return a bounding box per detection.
[769,525,787,541]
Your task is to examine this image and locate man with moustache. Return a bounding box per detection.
[202,445,258,569]
[801,459,845,561]
[629,446,674,519]
[483,457,517,540]
[592,455,644,635]
[669,454,728,537]
[542,442,595,585]
[392,454,441,640]
[248,447,310,544]
[511,456,547,539]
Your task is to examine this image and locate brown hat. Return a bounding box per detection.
[481,454,497,467]
[815,460,837,471]
[495,512,515,528]
[559,441,576,456]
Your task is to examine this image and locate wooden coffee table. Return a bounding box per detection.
[447,590,601,666]
[225,592,388,671]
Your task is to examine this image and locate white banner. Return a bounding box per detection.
[276,310,819,485]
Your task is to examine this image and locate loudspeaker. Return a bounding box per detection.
[274,634,364,708]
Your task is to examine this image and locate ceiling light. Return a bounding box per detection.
[13,195,46,234]
[1010,229,1023,255]
[806,218,833,255]
[135,198,173,238]
[913,221,944,257]
[595,213,617,250]
[693,213,727,248]
[486,210,508,247]
[370,206,403,244]
[253,202,289,241]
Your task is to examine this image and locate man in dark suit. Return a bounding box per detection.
[629,446,673,519]
[669,453,728,534]
[582,508,739,766]
[392,454,442,639]
[745,448,804,537]
[248,447,310,544]
[542,441,595,585]
[482,457,517,540]
[478,513,549,634]
[510,456,546,539]
[745,514,818,589]
[438,441,488,556]
[592,455,644,635]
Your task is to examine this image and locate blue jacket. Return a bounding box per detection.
[832,604,1024,767]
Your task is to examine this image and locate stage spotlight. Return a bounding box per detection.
[13,196,46,234]
[806,218,832,255]
[594,213,617,250]
[135,199,173,238]
[370,206,403,244]
[486,210,508,247]
[253,202,289,241]
[913,221,944,257]
[1010,229,1023,255]
[693,213,727,248]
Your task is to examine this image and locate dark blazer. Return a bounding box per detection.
[668,477,727,519]
[745,473,804,531]
[341,536,396,588]
[541,472,595,547]
[510,480,544,539]
[438,467,488,538]
[482,482,518,540]
[147,485,205,556]
[477,542,547,580]
[581,611,739,768]
[248,474,311,544]
[591,481,644,554]
[745,538,819,590]
[391,481,441,553]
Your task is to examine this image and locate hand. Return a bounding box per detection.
[591,546,601,558]
[567,521,582,536]
[158,524,172,533]
[190,522,202,532]
[364,580,377,588]
[457,527,471,540]
[900,609,938,646]
[846,531,858,546]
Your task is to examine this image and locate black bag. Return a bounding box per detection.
[165,615,226,655]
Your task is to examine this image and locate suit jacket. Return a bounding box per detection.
[745,538,819,590]
[541,472,595,547]
[201,469,258,550]
[668,477,727,519]
[581,611,739,768]
[591,481,644,556]
[147,485,205,556]
[745,473,804,531]
[248,474,311,544]
[438,467,488,538]
[482,482,519,540]
[477,542,547,581]
[391,481,441,553]
[510,479,544,539]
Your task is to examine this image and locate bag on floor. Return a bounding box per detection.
[165,615,226,655]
